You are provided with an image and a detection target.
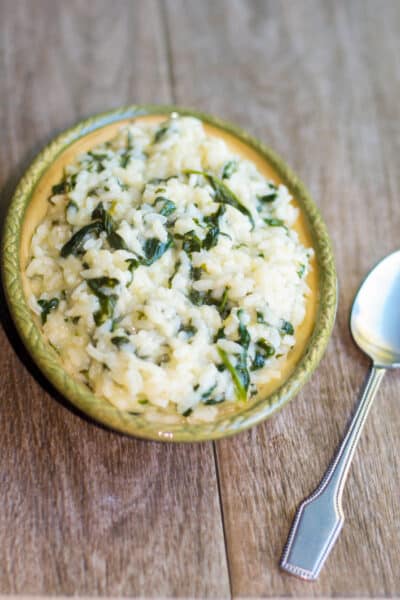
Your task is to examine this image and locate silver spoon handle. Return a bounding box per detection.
[280,365,386,580]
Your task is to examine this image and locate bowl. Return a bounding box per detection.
[1,105,337,442]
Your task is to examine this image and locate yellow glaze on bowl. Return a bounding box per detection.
[2,105,337,441]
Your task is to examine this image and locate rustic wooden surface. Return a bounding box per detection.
[0,0,399,597]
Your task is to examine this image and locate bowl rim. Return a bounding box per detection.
[1,104,337,442]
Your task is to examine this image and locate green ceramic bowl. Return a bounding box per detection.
[1,105,337,442]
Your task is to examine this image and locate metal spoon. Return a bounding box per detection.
[280,250,400,580]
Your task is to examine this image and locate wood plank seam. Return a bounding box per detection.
[158,2,232,597]
[213,443,233,597]
[159,0,178,105]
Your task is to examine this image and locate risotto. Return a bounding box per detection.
[25,114,313,422]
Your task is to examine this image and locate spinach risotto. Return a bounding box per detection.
[26,115,313,422]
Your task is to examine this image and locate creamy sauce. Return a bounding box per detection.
[21,114,318,405]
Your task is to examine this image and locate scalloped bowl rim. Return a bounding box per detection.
[1,104,337,442]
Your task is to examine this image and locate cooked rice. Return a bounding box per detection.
[26,114,313,423]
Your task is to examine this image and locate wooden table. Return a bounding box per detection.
[1,0,399,597]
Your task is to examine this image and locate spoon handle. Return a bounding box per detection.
[280,365,386,580]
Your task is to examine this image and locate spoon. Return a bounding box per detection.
[280,249,400,580]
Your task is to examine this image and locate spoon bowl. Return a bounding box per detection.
[350,250,400,367]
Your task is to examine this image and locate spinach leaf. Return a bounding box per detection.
[188,287,230,319]
[257,339,275,356]
[120,152,131,168]
[215,309,251,401]
[204,397,224,405]
[297,264,306,278]
[37,297,59,324]
[203,396,224,406]
[107,231,129,250]
[126,257,140,272]
[154,196,176,217]
[213,326,225,343]
[180,230,203,253]
[218,288,230,319]
[204,203,226,226]
[257,191,277,203]
[91,202,130,250]
[251,352,266,370]
[190,265,203,281]
[185,170,254,229]
[120,131,133,168]
[222,160,238,179]
[86,277,119,326]
[168,259,181,288]
[179,323,197,338]
[281,320,294,335]
[251,339,275,370]
[94,294,117,326]
[142,236,173,265]
[188,289,205,306]
[237,309,250,349]
[182,408,193,417]
[111,336,130,348]
[51,181,68,195]
[201,384,218,401]
[154,124,169,143]
[234,351,250,397]
[202,223,219,250]
[88,151,109,161]
[91,202,113,233]
[52,174,77,197]
[86,151,108,173]
[202,204,226,250]
[148,175,179,185]
[86,277,119,295]
[179,204,225,254]
[256,310,269,325]
[111,315,124,332]
[217,348,249,402]
[264,217,286,228]
[60,221,104,257]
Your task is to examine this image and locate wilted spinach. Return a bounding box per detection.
[86,277,119,295]
[86,277,119,327]
[179,323,197,338]
[281,320,294,335]
[93,295,117,326]
[111,336,130,348]
[38,297,60,324]
[221,160,238,179]
[154,196,176,217]
[188,286,230,319]
[185,170,254,229]
[60,221,104,257]
[251,339,275,370]
[154,124,169,143]
[120,131,134,168]
[217,348,249,403]
[142,236,173,265]
[264,217,286,228]
[179,230,203,253]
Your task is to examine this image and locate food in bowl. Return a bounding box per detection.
[25,114,314,423]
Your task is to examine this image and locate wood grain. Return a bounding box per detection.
[164,0,400,596]
[1,0,400,597]
[0,0,229,596]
